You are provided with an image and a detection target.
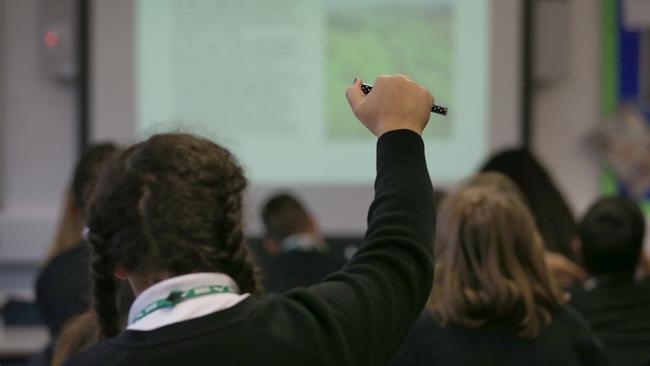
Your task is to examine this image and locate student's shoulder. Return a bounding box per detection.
[409,311,441,334]
[642,355,650,366]
[635,276,650,289]
[38,243,91,280]
[62,353,88,366]
[554,304,590,329]
[61,340,128,366]
[245,290,352,337]
[248,291,325,319]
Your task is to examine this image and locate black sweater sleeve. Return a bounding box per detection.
[557,306,612,366]
[59,130,435,366]
[281,130,435,365]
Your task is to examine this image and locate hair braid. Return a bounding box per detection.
[85,133,264,334]
[88,232,120,339]
[214,159,261,295]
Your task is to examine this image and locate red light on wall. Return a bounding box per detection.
[43,31,60,48]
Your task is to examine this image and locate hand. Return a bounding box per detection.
[345,75,434,137]
[544,251,587,289]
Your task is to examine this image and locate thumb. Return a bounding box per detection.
[345,78,366,117]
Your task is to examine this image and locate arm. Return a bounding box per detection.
[544,251,586,289]
[557,306,612,366]
[281,76,436,365]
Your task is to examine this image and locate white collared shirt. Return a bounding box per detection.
[280,233,329,254]
[127,272,250,331]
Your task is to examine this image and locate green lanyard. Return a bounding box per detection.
[133,284,234,323]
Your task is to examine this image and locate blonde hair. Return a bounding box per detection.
[429,173,563,338]
[465,172,525,200]
[51,312,99,366]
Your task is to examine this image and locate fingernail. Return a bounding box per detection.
[353,77,357,84]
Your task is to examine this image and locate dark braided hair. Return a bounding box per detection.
[86,133,261,339]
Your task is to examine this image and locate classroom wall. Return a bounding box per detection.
[0,0,5,210]
[0,0,77,290]
[0,0,605,291]
[533,0,601,218]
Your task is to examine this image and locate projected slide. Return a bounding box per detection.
[136,0,489,184]
[327,4,452,138]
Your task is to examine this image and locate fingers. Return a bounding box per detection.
[545,251,587,283]
[639,251,650,275]
[555,253,586,281]
[345,78,366,118]
[345,74,434,136]
[377,74,434,108]
[558,258,587,282]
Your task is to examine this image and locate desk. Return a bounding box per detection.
[0,326,49,360]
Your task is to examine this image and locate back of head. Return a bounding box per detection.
[481,148,577,260]
[430,182,563,338]
[71,142,119,213]
[47,142,119,260]
[464,172,524,200]
[579,197,645,277]
[86,133,260,339]
[261,193,313,242]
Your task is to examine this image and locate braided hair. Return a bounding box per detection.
[86,133,261,339]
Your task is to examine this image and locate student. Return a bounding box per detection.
[260,192,345,293]
[481,149,580,279]
[571,197,650,365]
[29,143,118,366]
[51,282,134,366]
[63,75,436,366]
[466,172,587,288]
[34,144,118,355]
[391,173,609,366]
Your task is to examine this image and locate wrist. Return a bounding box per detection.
[376,129,425,160]
[377,120,423,137]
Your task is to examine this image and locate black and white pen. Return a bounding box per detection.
[360,82,448,116]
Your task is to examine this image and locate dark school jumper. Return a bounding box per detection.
[64,130,435,366]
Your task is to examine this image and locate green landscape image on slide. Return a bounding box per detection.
[327,5,453,138]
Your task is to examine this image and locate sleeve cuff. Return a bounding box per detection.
[377,129,424,161]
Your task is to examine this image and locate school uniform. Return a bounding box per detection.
[32,243,92,366]
[63,129,435,366]
[262,234,345,294]
[571,276,650,365]
[390,308,610,366]
[570,276,650,334]
[36,243,92,337]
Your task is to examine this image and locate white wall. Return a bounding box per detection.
[533,0,601,218]
[92,0,134,144]
[0,0,608,290]
[489,0,522,151]
[0,0,5,209]
[0,0,77,289]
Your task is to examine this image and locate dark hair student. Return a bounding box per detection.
[262,193,314,243]
[33,142,119,366]
[38,142,120,336]
[260,192,344,294]
[481,149,578,261]
[578,196,646,277]
[63,75,436,366]
[570,197,650,366]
